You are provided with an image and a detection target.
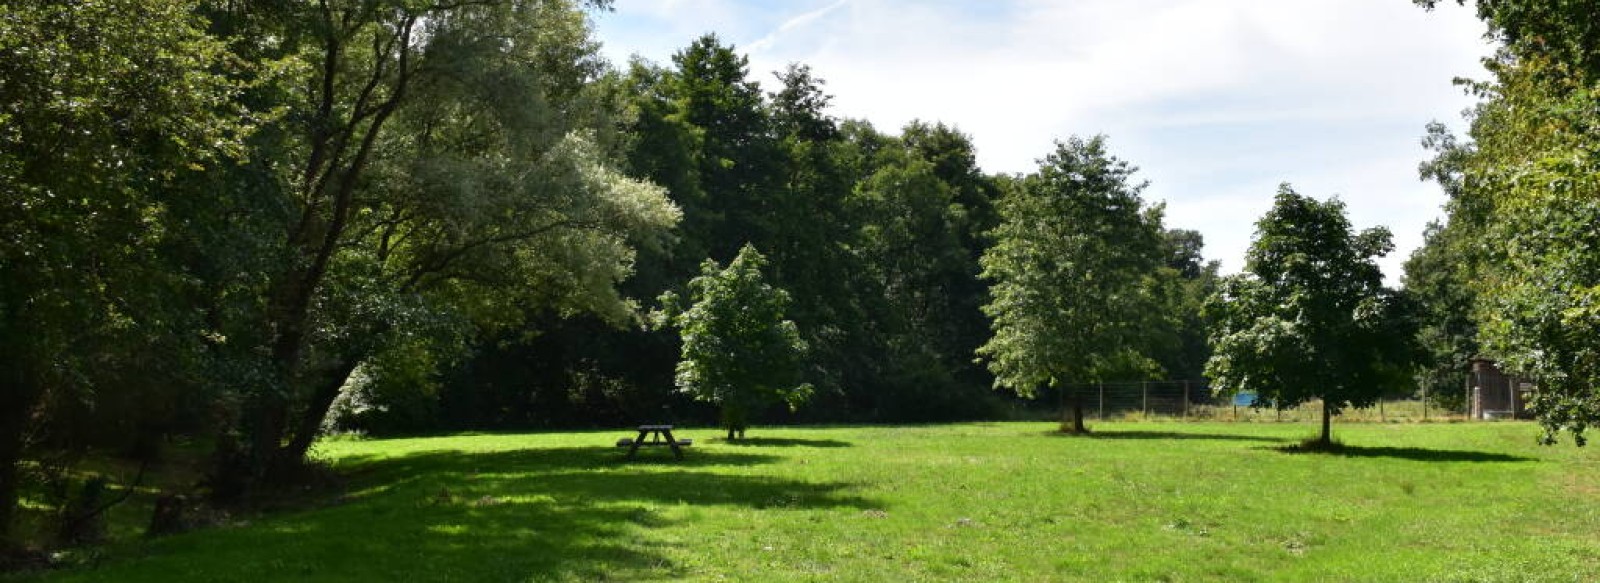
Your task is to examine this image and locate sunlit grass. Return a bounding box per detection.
[13,422,1599,582]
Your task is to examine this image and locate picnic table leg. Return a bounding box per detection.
[663,430,682,460]
[627,430,647,458]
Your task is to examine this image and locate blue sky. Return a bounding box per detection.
[589,0,1494,283]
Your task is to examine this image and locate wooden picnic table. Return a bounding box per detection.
[617,424,692,459]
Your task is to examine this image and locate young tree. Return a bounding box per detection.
[658,245,811,439]
[1206,185,1419,447]
[978,136,1167,433]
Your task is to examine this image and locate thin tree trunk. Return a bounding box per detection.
[1320,399,1333,446]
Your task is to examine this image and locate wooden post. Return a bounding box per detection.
[1098,382,1104,421]
[1507,377,1516,420]
[1182,380,1190,420]
[1422,380,1429,421]
[1141,381,1149,419]
[1379,398,1385,423]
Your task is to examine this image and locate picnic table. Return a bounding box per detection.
[616,425,692,459]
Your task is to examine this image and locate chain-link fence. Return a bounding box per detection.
[1001,380,1471,423]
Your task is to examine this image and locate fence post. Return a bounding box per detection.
[1141,381,1149,419]
[1379,397,1385,423]
[1098,383,1105,421]
[1182,380,1190,420]
[1422,381,1429,421]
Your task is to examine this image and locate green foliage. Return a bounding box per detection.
[1206,186,1420,444]
[657,245,811,435]
[0,0,253,546]
[1154,229,1222,382]
[1401,220,1478,412]
[1416,1,1600,444]
[979,136,1168,394]
[173,0,684,489]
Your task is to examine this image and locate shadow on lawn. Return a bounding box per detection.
[1271,444,1535,463]
[1051,430,1290,443]
[56,447,875,582]
[714,437,852,448]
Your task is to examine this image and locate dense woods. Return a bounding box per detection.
[2,0,1598,560]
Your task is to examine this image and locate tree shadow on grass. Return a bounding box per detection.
[1045,429,1290,443]
[1271,443,1535,463]
[52,447,876,582]
[714,438,852,448]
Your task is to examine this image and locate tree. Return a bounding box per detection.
[657,245,811,439]
[1206,185,1419,447]
[1155,229,1222,383]
[1415,0,1600,445]
[1401,220,1478,412]
[978,136,1167,433]
[846,122,998,419]
[191,0,679,497]
[0,0,249,549]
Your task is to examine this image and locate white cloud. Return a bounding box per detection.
[746,0,850,53]
[593,0,1494,284]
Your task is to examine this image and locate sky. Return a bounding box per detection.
[588,0,1495,284]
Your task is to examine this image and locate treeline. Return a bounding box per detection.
[342,40,1237,434]
[341,39,1223,435]
[0,0,1220,550]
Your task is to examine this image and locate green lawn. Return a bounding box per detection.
[14,422,1600,582]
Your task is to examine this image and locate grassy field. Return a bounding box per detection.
[12,421,1600,582]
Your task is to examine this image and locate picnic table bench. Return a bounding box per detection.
[617,424,692,459]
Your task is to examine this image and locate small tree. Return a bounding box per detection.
[659,245,811,439]
[1206,185,1419,447]
[978,136,1167,433]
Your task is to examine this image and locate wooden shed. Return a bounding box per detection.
[1469,358,1534,420]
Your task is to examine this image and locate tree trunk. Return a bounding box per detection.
[1320,399,1333,446]
[0,352,42,551]
[1062,387,1088,434]
[279,356,363,465]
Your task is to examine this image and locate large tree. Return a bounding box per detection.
[847,121,999,418]
[1416,0,1600,444]
[657,245,810,439]
[1206,185,1419,447]
[0,0,250,548]
[197,0,679,496]
[978,136,1167,433]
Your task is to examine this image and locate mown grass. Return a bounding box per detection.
[11,422,1599,582]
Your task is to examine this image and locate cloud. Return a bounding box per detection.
[746,0,850,53]
[592,0,1494,284]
